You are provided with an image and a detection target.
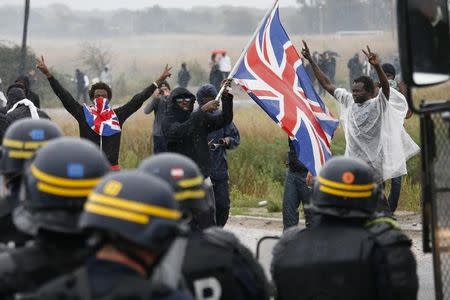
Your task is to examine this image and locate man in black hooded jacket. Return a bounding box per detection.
[15,75,40,108]
[162,80,233,228]
[4,85,49,122]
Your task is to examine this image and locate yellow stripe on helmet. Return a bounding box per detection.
[85,203,149,224]
[3,139,24,149]
[319,185,373,198]
[318,176,375,191]
[24,141,48,149]
[37,182,93,197]
[8,150,34,159]
[31,165,101,188]
[177,176,203,188]
[174,189,206,201]
[89,193,181,220]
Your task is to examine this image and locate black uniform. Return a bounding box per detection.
[182,228,270,300]
[272,156,418,300]
[47,76,157,165]
[272,217,418,300]
[0,234,93,298]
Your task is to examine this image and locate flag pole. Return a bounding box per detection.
[214,0,279,101]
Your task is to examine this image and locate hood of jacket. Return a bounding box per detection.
[6,86,26,109]
[167,87,196,121]
[196,84,218,106]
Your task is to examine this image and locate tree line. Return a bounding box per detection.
[0,1,395,38]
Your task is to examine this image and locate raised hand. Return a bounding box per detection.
[36,55,51,77]
[155,64,172,86]
[362,46,380,66]
[221,78,233,96]
[301,40,312,62]
[201,100,220,113]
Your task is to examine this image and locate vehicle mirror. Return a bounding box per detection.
[256,236,279,281]
[397,0,450,89]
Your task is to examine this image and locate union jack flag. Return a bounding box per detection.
[232,4,338,176]
[83,97,121,136]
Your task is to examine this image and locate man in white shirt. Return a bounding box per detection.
[302,41,394,213]
[219,52,232,78]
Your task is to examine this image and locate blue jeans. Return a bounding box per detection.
[282,169,313,230]
[388,176,402,213]
[212,179,230,227]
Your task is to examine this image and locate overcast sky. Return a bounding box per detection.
[0,0,298,10]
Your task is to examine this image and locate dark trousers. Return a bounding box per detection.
[388,176,402,213]
[212,179,230,227]
[282,170,313,230]
[152,135,167,154]
[191,178,216,230]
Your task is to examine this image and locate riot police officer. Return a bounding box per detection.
[139,153,270,300]
[28,170,193,300]
[271,156,418,300]
[0,137,110,297]
[0,118,63,246]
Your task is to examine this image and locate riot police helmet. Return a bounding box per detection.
[13,137,111,236]
[79,170,181,257]
[0,118,63,176]
[309,156,380,218]
[138,153,208,216]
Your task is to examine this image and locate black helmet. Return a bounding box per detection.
[0,118,63,176]
[138,153,207,215]
[309,156,380,218]
[13,137,111,236]
[79,170,181,255]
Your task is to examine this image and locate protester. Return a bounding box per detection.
[100,66,113,87]
[272,156,418,300]
[196,84,240,227]
[282,138,314,231]
[144,80,171,154]
[139,153,270,300]
[37,55,172,168]
[0,137,110,298]
[302,41,418,214]
[209,54,224,92]
[178,62,191,88]
[347,53,363,87]
[0,119,63,247]
[75,69,88,103]
[219,51,232,78]
[15,75,40,108]
[29,171,192,300]
[5,84,50,121]
[162,80,233,227]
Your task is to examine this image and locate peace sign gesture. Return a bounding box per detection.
[36,55,51,77]
[362,45,380,66]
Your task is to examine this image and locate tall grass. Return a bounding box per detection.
[48,100,423,213]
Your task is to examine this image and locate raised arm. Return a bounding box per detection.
[115,65,172,122]
[301,40,337,96]
[36,56,83,119]
[362,46,390,100]
[204,79,233,132]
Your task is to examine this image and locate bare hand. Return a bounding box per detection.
[221,79,232,96]
[201,100,220,113]
[362,46,380,66]
[156,64,172,84]
[36,55,51,77]
[306,172,314,187]
[220,137,231,147]
[301,40,312,62]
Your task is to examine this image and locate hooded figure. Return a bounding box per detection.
[15,75,40,108]
[162,84,234,228]
[196,84,240,227]
[5,85,49,122]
